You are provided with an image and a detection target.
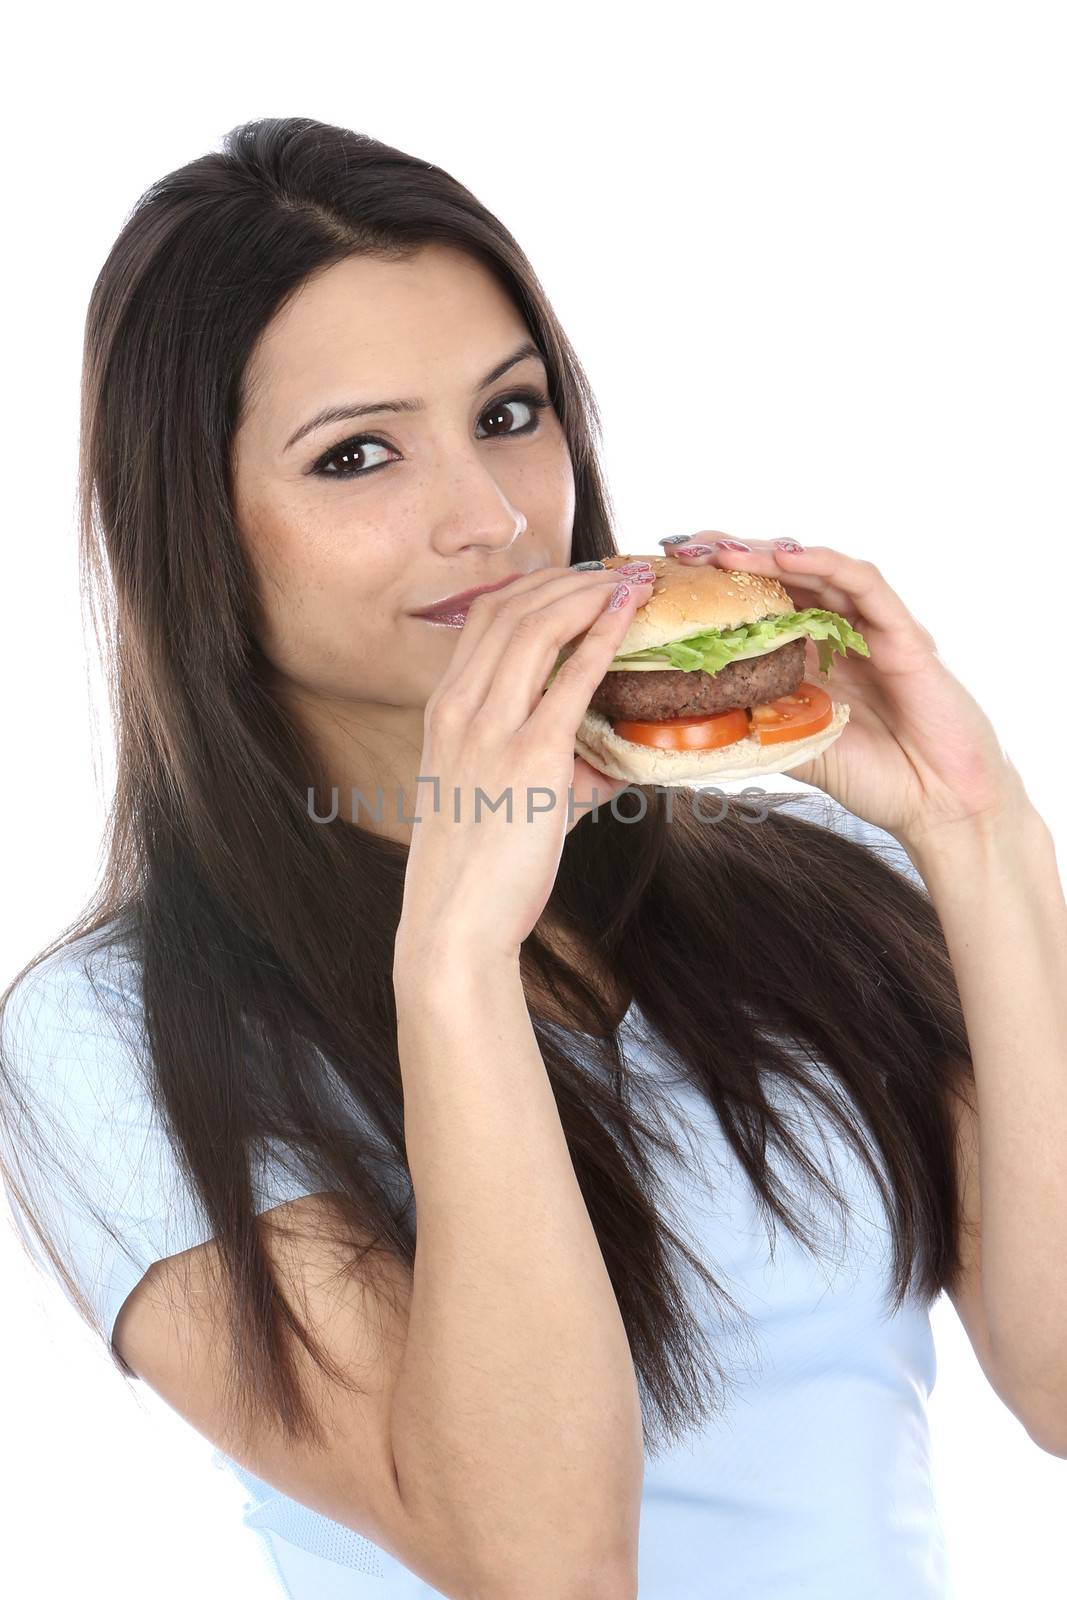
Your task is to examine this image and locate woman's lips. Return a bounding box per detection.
[410,570,527,624]
[413,608,470,628]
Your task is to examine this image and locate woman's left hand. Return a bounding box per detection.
[659,533,1026,854]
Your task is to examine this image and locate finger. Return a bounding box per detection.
[667,536,917,637]
[660,537,856,619]
[436,570,645,730]
[429,566,619,702]
[476,574,649,731]
[565,755,631,832]
[523,578,647,743]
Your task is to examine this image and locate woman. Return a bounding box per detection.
[2,115,1064,1600]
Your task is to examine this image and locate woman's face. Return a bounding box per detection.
[232,244,576,736]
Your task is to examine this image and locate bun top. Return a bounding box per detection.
[599,553,795,654]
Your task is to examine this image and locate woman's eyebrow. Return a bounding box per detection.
[283,339,546,453]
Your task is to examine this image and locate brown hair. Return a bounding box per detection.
[0,116,975,1461]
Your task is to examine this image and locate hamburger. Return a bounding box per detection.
[549,554,869,786]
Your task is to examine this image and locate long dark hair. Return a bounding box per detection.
[0,116,975,1462]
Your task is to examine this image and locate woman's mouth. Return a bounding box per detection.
[409,571,528,628]
[413,608,470,629]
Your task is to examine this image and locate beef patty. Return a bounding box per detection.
[588,636,808,721]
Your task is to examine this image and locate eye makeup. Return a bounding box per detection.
[306,385,553,480]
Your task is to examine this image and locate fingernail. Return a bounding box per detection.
[674,543,715,557]
[607,582,632,609]
[658,535,693,546]
[571,559,606,570]
[714,539,752,552]
[616,561,653,575]
[628,569,657,583]
[774,538,804,553]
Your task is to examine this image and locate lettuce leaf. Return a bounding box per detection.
[613,608,868,677]
[545,608,868,691]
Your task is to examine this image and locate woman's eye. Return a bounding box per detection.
[474,392,544,440]
[312,437,396,479]
[310,387,550,480]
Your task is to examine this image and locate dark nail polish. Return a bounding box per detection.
[571,559,606,570]
[658,535,693,546]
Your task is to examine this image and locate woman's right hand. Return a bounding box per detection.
[394,565,651,967]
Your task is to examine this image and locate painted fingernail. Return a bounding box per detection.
[673,543,716,557]
[617,561,653,575]
[628,569,657,583]
[714,539,752,552]
[658,534,693,546]
[571,559,606,570]
[607,582,632,609]
[774,538,804,553]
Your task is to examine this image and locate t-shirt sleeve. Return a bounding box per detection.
[0,934,321,1370]
[772,785,928,893]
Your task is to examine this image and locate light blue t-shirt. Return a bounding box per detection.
[0,792,953,1597]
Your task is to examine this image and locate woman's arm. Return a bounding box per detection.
[655,533,1067,1450]
[388,936,644,1600]
[908,800,1067,1453]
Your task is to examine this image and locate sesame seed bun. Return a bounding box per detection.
[598,553,796,651]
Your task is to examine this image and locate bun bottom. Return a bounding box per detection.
[575,699,850,787]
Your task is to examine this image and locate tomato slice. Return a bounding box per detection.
[748,680,834,744]
[609,681,835,752]
[611,706,751,752]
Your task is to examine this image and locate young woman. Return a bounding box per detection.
[2,115,1064,1600]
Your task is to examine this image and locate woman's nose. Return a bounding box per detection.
[427,453,528,553]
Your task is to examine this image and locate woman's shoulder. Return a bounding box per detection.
[1,916,146,1094]
[762,785,924,890]
[7,914,140,996]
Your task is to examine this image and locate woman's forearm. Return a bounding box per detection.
[907,800,1067,1431]
[388,940,644,1598]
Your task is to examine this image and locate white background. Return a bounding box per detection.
[2,2,1064,1595]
